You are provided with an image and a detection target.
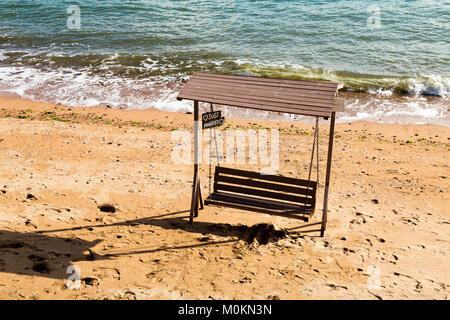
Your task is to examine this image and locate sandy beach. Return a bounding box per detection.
[0,96,448,300]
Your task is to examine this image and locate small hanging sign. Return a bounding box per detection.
[202,110,225,129]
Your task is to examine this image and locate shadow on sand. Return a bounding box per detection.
[0,229,103,280]
[0,209,319,279]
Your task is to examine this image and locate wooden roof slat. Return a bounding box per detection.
[184,86,334,104]
[181,88,333,109]
[178,93,331,117]
[177,72,343,118]
[186,79,336,99]
[195,72,339,88]
[180,93,331,113]
[181,92,333,111]
[193,74,338,92]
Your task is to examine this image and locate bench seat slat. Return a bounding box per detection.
[217,167,317,189]
[207,192,313,213]
[205,200,312,221]
[216,184,315,205]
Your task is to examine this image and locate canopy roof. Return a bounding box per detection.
[177,72,343,118]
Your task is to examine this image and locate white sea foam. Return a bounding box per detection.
[367,88,394,96]
[0,65,192,112]
[404,74,450,97]
[233,61,450,98]
[338,96,449,126]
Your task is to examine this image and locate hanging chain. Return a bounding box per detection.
[208,113,212,195]
[316,118,320,185]
[213,125,220,167]
[302,117,319,213]
[306,117,319,183]
[212,104,220,167]
[208,103,221,195]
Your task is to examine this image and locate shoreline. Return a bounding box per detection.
[0,95,449,299]
[0,72,449,125]
[0,95,449,130]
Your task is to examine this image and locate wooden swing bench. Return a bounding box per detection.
[205,166,316,221]
[177,72,344,236]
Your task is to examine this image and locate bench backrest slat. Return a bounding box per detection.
[218,175,314,197]
[216,166,317,189]
[214,167,317,208]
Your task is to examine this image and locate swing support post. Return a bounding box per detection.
[190,100,203,223]
[321,111,336,236]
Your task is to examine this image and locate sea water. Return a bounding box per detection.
[0,0,448,124]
